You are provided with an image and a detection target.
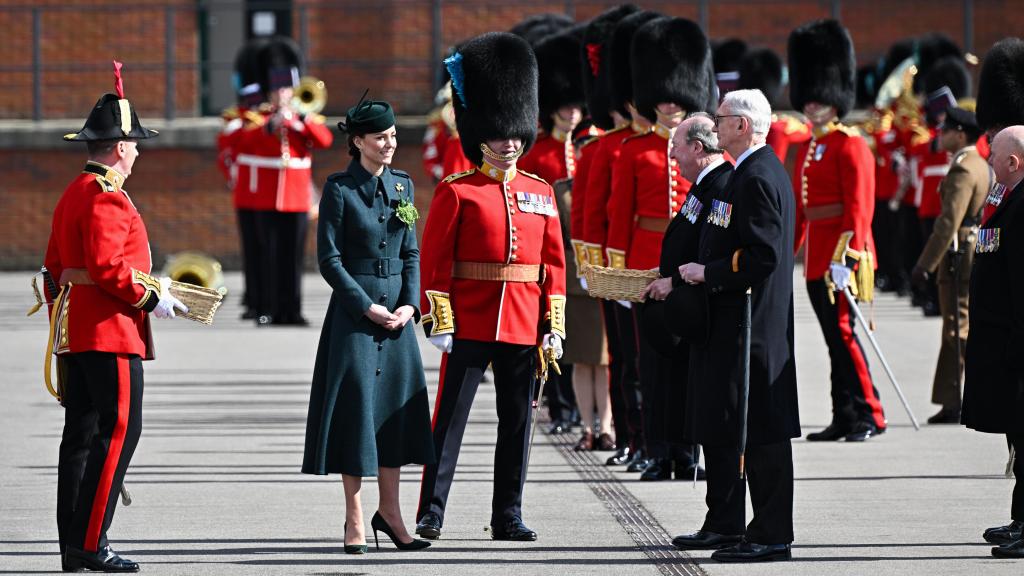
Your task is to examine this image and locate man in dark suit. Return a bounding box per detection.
[641,112,730,479]
[674,89,800,562]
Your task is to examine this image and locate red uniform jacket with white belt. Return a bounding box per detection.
[419,161,567,346]
[872,125,902,203]
[606,124,691,270]
[766,114,812,162]
[44,162,162,358]
[228,108,333,212]
[581,124,638,266]
[793,122,877,281]
[909,131,951,219]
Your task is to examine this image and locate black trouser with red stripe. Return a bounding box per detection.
[806,279,887,430]
[612,303,644,452]
[57,352,143,553]
[417,340,535,527]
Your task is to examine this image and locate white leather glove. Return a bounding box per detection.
[153,277,188,319]
[579,276,589,291]
[542,333,563,360]
[829,263,852,292]
[429,334,453,354]
[616,300,632,309]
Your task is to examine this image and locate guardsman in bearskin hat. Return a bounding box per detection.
[789,19,887,442]
[963,36,1024,559]
[46,62,187,573]
[219,38,269,321]
[738,47,811,162]
[421,81,456,184]
[415,32,566,542]
[606,16,712,481]
[582,7,658,471]
[231,35,333,326]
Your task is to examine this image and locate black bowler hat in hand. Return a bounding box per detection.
[64,61,158,142]
[337,91,395,135]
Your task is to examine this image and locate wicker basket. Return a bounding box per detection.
[168,281,224,325]
[582,263,659,302]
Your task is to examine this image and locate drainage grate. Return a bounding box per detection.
[550,431,708,576]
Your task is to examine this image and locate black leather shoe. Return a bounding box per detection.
[927,407,961,424]
[984,520,1024,545]
[625,451,649,472]
[547,420,567,435]
[491,516,537,541]
[64,546,139,573]
[371,511,431,551]
[415,512,443,540]
[672,530,743,550]
[240,308,259,320]
[606,446,631,465]
[256,314,274,326]
[806,423,850,441]
[992,537,1024,558]
[845,421,884,442]
[711,541,791,562]
[675,463,706,481]
[640,459,672,481]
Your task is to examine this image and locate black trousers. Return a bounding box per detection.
[806,279,886,430]
[1011,434,1024,521]
[417,340,535,526]
[254,210,308,320]
[57,352,143,553]
[702,441,794,544]
[236,209,261,313]
[635,306,694,464]
[612,303,644,452]
[543,364,577,424]
[602,300,628,448]
[898,205,925,299]
[872,200,903,290]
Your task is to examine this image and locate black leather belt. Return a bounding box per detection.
[345,257,403,277]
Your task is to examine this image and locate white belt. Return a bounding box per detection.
[236,154,311,193]
[923,164,950,178]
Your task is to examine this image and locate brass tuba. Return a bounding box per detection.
[163,251,228,295]
[292,76,327,116]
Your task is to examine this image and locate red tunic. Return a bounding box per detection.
[422,115,452,182]
[440,134,473,179]
[569,135,601,270]
[419,162,567,346]
[766,114,812,162]
[606,125,691,270]
[794,123,877,280]
[580,124,637,265]
[44,162,161,358]
[871,126,902,202]
[909,135,951,219]
[517,130,575,185]
[228,109,333,212]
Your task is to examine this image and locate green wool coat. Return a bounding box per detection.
[302,160,434,476]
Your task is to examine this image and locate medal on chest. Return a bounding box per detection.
[813,143,827,162]
[986,183,1007,207]
[680,194,703,225]
[707,199,733,228]
[976,228,1000,253]
[516,191,557,216]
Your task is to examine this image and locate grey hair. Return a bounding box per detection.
[683,112,724,154]
[721,89,772,134]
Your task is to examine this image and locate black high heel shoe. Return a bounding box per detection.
[344,521,368,555]
[371,511,431,551]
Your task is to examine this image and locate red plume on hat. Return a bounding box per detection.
[63,60,158,142]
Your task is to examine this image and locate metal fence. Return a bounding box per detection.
[0,0,987,121]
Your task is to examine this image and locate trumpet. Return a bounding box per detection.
[292,75,327,116]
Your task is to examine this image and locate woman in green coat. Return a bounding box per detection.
[302,97,433,553]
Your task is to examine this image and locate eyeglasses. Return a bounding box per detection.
[713,114,745,126]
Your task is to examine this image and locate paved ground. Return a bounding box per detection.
[0,270,1018,575]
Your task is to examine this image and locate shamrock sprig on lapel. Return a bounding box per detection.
[394,182,419,230]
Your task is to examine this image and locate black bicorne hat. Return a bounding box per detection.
[787,19,856,119]
[447,32,539,167]
[535,24,586,134]
[632,17,713,123]
[608,10,662,120]
[581,4,639,129]
[65,62,157,142]
[976,37,1024,132]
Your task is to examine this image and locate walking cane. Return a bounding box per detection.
[842,288,921,430]
[738,288,752,479]
[950,235,963,391]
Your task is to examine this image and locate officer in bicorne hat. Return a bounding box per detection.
[415,31,567,542]
[46,62,187,573]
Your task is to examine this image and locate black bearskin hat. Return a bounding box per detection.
[856,63,880,109]
[788,19,856,118]
[258,36,303,92]
[913,33,962,93]
[233,38,268,104]
[446,32,539,167]
[608,10,662,120]
[976,37,1024,131]
[581,4,639,129]
[924,55,971,100]
[631,17,713,123]
[535,24,586,133]
[739,48,785,108]
[713,38,749,74]
[509,13,574,47]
